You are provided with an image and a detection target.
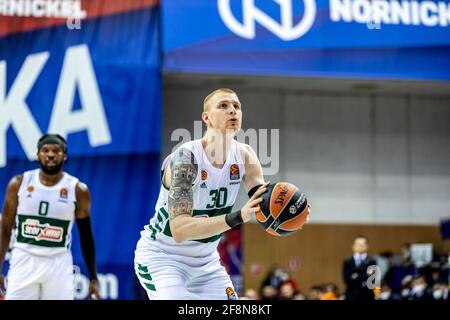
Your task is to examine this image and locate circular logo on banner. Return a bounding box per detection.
[218,0,316,41]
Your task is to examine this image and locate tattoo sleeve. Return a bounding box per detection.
[168,148,198,220]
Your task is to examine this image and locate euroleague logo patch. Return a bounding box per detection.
[230,164,240,180]
[26,185,35,198]
[201,169,208,181]
[60,188,68,199]
[226,287,237,300]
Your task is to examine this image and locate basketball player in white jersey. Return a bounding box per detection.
[0,134,100,300]
[134,88,270,300]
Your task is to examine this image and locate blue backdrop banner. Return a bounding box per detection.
[162,0,450,81]
[1,2,161,299]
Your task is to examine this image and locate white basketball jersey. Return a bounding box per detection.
[139,139,245,258]
[13,169,78,256]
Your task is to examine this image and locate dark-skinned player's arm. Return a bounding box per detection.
[0,175,22,298]
[75,182,100,300]
[166,148,269,243]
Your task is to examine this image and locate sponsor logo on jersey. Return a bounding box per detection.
[201,169,208,181]
[230,164,240,180]
[200,182,207,188]
[26,185,34,198]
[60,188,68,199]
[226,287,237,300]
[21,218,64,242]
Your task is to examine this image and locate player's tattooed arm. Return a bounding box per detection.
[168,148,198,220]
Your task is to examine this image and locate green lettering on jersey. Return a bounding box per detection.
[38,201,49,216]
[206,188,228,209]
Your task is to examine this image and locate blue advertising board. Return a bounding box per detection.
[162,0,450,80]
[0,1,161,299]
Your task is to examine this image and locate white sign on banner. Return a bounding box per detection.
[410,243,433,268]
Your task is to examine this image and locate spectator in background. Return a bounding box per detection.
[373,251,392,283]
[279,281,296,300]
[376,283,392,300]
[260,266,282,291]
[420,251,449,287]
[320,283,339,300]
[261,266,296,292]
[260,265,298,299]
[431,281,449,300]
[384,243,416,294]
[342,235,377,300]
[410,275,432,300]
[243,288,259,300]
[292,291,306,300]
[447,249,450,284]
[260,285,277,300]
[393,243,412,266]
[399,275,413,300]
[307,285,323,300]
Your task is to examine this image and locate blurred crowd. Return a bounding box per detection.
[241,241,450,301]
[374,243,449,300]
[241,266,345,300]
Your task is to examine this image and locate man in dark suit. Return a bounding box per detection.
[343,235,377,300]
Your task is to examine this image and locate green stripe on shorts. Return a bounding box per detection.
[137,264,148,273]
[145,283,156,291]
[138,272,152,281]
[157,211,164,222]
[147,224,157,240]
[160,207,169,219]
[154,222,162,233]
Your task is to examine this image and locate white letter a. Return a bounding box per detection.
[48,45,111,147]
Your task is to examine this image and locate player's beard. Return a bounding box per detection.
[39,161,64,175]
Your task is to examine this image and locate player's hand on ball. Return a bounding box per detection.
[88,279,100,300]
[241,182,270,223]
[304,205,311,226]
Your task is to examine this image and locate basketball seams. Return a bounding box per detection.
[256,181,309,236]
[269,182,296,219]
[278,205,308,231]
[255,209,269,223]
[267,183,297,232]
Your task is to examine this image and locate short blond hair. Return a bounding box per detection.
[203,88,237,111]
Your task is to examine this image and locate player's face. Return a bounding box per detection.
[38,144,66,175]
[204,92,242,133]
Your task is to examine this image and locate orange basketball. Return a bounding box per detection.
[255,182,309,236]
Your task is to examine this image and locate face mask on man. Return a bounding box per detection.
[433,290,443,300]
[402,250,410,260]
[411,284,426,296]
[401,288,410,297]
[379,291,391,300]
